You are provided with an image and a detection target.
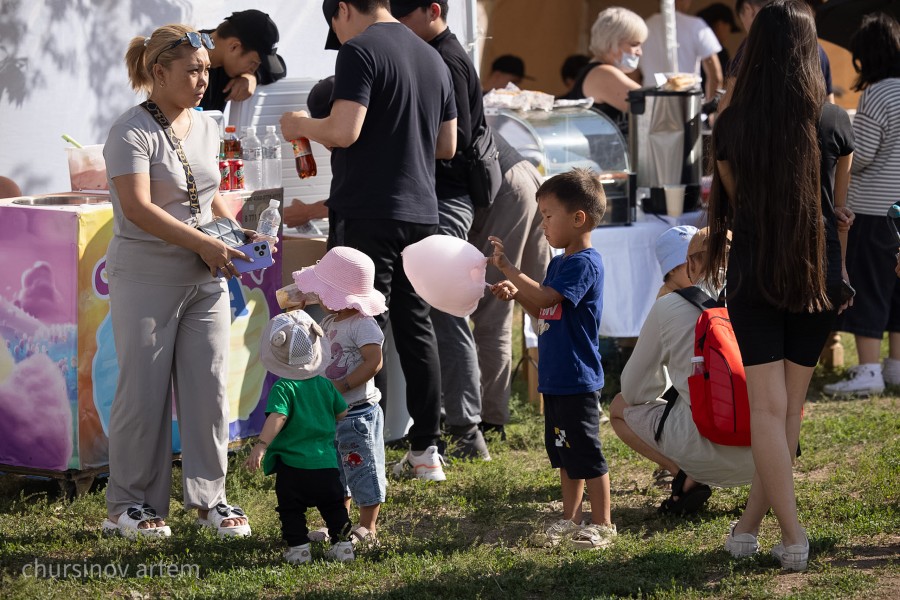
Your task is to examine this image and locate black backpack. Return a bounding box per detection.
[464,123,502,208]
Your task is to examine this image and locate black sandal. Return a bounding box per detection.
[658,470,712,516]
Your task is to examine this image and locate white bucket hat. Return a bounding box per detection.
[259,310,328,380]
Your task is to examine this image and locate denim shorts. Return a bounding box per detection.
[335,402,386,506]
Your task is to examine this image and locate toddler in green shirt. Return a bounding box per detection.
[244,309,352,564]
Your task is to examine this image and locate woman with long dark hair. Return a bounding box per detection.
[824,13,900,397]
[704,0,854,571]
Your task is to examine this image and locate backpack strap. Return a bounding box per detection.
[654,386,679,442]
[673,286,718,311]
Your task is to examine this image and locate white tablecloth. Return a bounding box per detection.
[591,212,703,337]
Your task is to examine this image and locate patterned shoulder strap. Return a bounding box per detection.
[140,100,200,217]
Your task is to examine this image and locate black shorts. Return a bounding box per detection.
[543,391,608,480]
[727,245,839,367]
[838,213,900,338]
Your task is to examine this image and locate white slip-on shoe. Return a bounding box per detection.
[771,532,809,572]
[822,364,884,397]
[724,521,759,558]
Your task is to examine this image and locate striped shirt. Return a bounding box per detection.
[847,78,900,216]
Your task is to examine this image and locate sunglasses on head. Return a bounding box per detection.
[155,32,214,63]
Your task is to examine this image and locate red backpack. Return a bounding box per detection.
[655,287,751,447]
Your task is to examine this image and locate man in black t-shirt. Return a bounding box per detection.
[281,0,457,481]
[392,0,491,462]
[199,10,286,112]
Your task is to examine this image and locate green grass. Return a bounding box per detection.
[1,329,898,599]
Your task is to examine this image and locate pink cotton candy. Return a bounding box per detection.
[402,235,488,318]
[0,352,72,470]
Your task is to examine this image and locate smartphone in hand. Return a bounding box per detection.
[224,241,275,276]
[839,279,856,304]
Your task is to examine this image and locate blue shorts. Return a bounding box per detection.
[335,403,386,506]
[543,391,608,480]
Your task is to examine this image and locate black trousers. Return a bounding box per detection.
[329,212,442,450]
[274,462,350,546]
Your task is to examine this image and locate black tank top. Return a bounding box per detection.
[562,61,629,137]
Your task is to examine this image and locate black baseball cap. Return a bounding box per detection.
[697,2,741,34]
[390,1,433,18]
[225,10,286,78]
[323,0,342,50]
[491,54,533,80]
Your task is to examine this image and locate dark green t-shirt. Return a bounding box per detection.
[262,377,347,475]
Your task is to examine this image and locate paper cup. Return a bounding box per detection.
[66,145,108,192]
[664,185,686,217]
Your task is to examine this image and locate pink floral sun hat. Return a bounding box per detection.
[293,246,387,317]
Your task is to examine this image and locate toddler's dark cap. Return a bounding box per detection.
[308,76,336,119]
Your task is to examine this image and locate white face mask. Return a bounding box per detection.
[616,51,640,72]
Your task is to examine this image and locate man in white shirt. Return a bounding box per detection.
[639,0,723,101]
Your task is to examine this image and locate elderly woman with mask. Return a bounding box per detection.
[563,6,648,136]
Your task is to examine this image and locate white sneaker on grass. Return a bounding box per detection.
[392,446,447,481]
[324,540,355,562]
[284,543,312,565]
[822,364,884,397]
[394,446,447,481]
[771,532,809,572]
[534,519,582,547]
[724,521,759,558]
[571,523,617,549]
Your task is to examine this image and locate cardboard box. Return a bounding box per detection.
[282,236,328,286]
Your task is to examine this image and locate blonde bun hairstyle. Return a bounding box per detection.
[124,23,197,94]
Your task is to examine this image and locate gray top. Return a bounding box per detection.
[104,105,220,285]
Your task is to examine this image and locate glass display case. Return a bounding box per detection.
[485,106,633,226]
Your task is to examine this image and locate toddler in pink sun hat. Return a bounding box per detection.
[292,246,389,546]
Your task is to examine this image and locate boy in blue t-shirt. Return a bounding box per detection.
[489,168,615,549]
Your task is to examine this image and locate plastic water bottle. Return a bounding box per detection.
[262,125,283,189]
[241,127,263,191]
[691,356,705,378]
[257,199,281,241]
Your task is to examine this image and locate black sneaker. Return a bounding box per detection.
[479,422,507,442]
[446,428,491,461]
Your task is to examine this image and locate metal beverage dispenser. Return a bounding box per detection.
[627,88,703,214]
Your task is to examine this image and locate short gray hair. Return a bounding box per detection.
[589,6,648,59]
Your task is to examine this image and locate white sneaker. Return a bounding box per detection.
[571,523,617,549]
[392,446,447,481]
[724,521,759,558]
[284,543,312,565]
[771,532,809,572]
[533,519,582,547]
[883,358,900,385]
[822,364,884,397]
[324,540,355,562]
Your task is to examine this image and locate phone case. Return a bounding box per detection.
[229,241,274,274]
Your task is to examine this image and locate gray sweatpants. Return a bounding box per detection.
[432,194,482,430]
[105,275,231,518]
[468,160,550,425]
